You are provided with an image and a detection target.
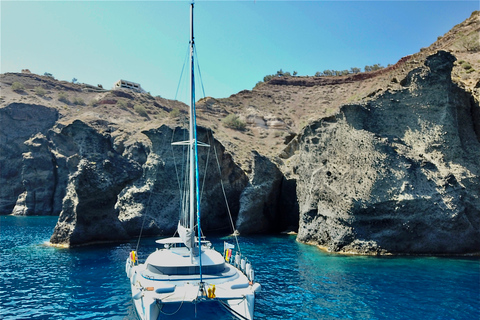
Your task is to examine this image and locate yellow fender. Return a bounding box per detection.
[130,250,136,264]
[207,285,216,298]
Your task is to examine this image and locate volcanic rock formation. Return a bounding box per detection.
[292,51,480,254]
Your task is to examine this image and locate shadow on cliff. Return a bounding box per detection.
[0,103,59,215]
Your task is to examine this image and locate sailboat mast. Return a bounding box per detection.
[190,1,204,284]
[189,0,196,260]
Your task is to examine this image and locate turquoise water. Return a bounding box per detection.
[1,215,479,319]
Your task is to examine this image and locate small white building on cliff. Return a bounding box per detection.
[113,79,145,93]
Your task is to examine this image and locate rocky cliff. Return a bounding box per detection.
[290,51,480,254]
[0,12,478,253]
[48,120,143,246]
[0,100,290,246]
[115,125,249,237]
[0,103,59,215]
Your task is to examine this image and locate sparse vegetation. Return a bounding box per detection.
[262,64,386,83]
[321,70,350,76]
[273,130,284,138]
[34,86,47,97]
[73,97,85,106]
[11,82,25,92]
[144,93,155,100]
[263,74,275,82]
[459,60,473,70]
[459,33,480,52]
[263,69,291,82]
[350,67,361,74]
[134,104,148,117]
[169,108,181,118]
[253,81,264,89]
[222,114,246,130]
[364,64,384,72]
[117,100,129,110]
[58,92,70,104]
[458,60,476,74]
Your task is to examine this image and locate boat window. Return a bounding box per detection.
[146,263,226,275]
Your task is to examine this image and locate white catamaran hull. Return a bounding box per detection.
[127,256,259,320]
[130,287,255,320]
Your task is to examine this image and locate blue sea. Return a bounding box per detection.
[1,216,479,320]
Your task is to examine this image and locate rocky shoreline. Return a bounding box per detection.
[1,10,479,254]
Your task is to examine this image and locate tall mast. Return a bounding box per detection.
[189,0,196,261]
[189,1,204,284]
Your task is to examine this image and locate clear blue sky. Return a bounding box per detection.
[1,1,478,103]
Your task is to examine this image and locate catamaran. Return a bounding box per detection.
[125,2,260,319]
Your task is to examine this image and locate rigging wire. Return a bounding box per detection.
[199,135,211,208]
[169,28,242,255]
[172,42,192,228]
[194,39,243,255]
[208,130,242,256]
[192,42,211,206]
[171,127,190,227]
[175,45,191,101]
[194,46,207,99]
[173,41,212,229]
[135,167,157,254]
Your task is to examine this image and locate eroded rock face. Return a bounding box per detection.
[49,120,142,246]
[294,51,480,254]
[236,151,283,233]
[0,103,58,214]
[117,125,249,237]
[11,134,57,215]
[236,151,299,234]
[1,106,288,245]
[3,50,478,254]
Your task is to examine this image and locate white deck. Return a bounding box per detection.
[146,246,224,267]
[126,245,258,320]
